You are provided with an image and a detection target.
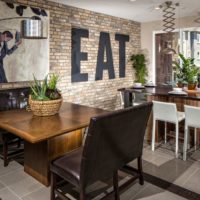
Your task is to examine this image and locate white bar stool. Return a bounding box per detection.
[152,101,185,158]
[183,105,200,161]
[119,91,125,108]
[119,91,146,108]
[133,92,147,106]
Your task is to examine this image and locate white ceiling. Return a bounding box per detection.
[49,0,200,22]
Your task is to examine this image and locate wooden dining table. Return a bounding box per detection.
[0,102,108,186]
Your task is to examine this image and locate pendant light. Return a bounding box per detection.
[160,1,179,54]
[194,12,200,24]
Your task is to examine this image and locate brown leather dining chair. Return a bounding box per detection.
[50,102,152,200]
[0,88,29,166]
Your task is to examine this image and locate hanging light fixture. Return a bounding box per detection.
[160,1,179,54]
[194,12,200,24]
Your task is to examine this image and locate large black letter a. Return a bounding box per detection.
[95,32,115,80]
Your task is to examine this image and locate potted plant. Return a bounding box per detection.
[130,53,148,85]
[29,74,62,116]
[173,56,185,88]
[173,53,199,90]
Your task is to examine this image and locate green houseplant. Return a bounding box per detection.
[29,74,62,116]
[130,53,148,84]
[173,53,200,89]
[30,74,61,101]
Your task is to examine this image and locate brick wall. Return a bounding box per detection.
[1,0,141,110]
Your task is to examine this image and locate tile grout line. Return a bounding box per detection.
[0,179,6,190]
[130,183,150,199]
[0,162,47,199]
[181,168,200,187]
[20,185,46,199]
[0,166,23,178]
[6,176,46,199]
[7,187,23,200]
[0,185,23,200]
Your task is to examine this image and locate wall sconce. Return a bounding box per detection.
[21,17,43,38]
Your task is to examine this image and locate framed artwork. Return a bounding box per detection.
[0,1,49,83]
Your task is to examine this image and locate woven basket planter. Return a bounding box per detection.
[29,96,62,116]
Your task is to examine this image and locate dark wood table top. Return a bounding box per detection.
[118,86,200,101]
[0,102,108,143]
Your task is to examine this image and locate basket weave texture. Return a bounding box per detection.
[29,96,62,116]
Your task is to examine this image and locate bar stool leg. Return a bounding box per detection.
[152,119,156,151]
[80,188,86,200]
[3,138,8,167]
[187,128,190,149]
[175,122,179,158]
[183,126,188,161]
[164,122,167,144]
[194,128,197,151]
[138,156,144,185]
[113,171,120,200]
[50,173,56,200]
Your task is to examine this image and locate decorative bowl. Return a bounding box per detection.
[134,82,142,87]
[29,95,62,116]
[173,87,182,93]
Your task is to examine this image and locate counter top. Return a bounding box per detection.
[118,86,200,101]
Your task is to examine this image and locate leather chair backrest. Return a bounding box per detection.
[80,102,152,187]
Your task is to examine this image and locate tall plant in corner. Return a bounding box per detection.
[130,53,148,84]
[173,53,200,89]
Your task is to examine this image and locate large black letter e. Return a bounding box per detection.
[71,28,89,82]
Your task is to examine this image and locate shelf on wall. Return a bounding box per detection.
[22,36,48,39]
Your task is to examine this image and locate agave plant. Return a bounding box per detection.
[30,74,61,101]
[30,74,49,100]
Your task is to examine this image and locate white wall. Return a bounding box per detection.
[141,15,199,83]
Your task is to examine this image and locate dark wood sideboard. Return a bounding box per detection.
[0,87,30,111]
[0,87,30,165]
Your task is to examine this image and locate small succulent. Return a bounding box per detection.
[48,74,59,90]
[30,74,61,101]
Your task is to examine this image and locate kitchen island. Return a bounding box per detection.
[119,86,200,108]
[119,86,200,143]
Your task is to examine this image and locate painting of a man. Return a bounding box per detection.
[0,31,22,83]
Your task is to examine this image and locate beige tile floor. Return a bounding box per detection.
[0,143,199,200]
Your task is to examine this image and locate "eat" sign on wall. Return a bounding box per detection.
[71,28,129,82]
